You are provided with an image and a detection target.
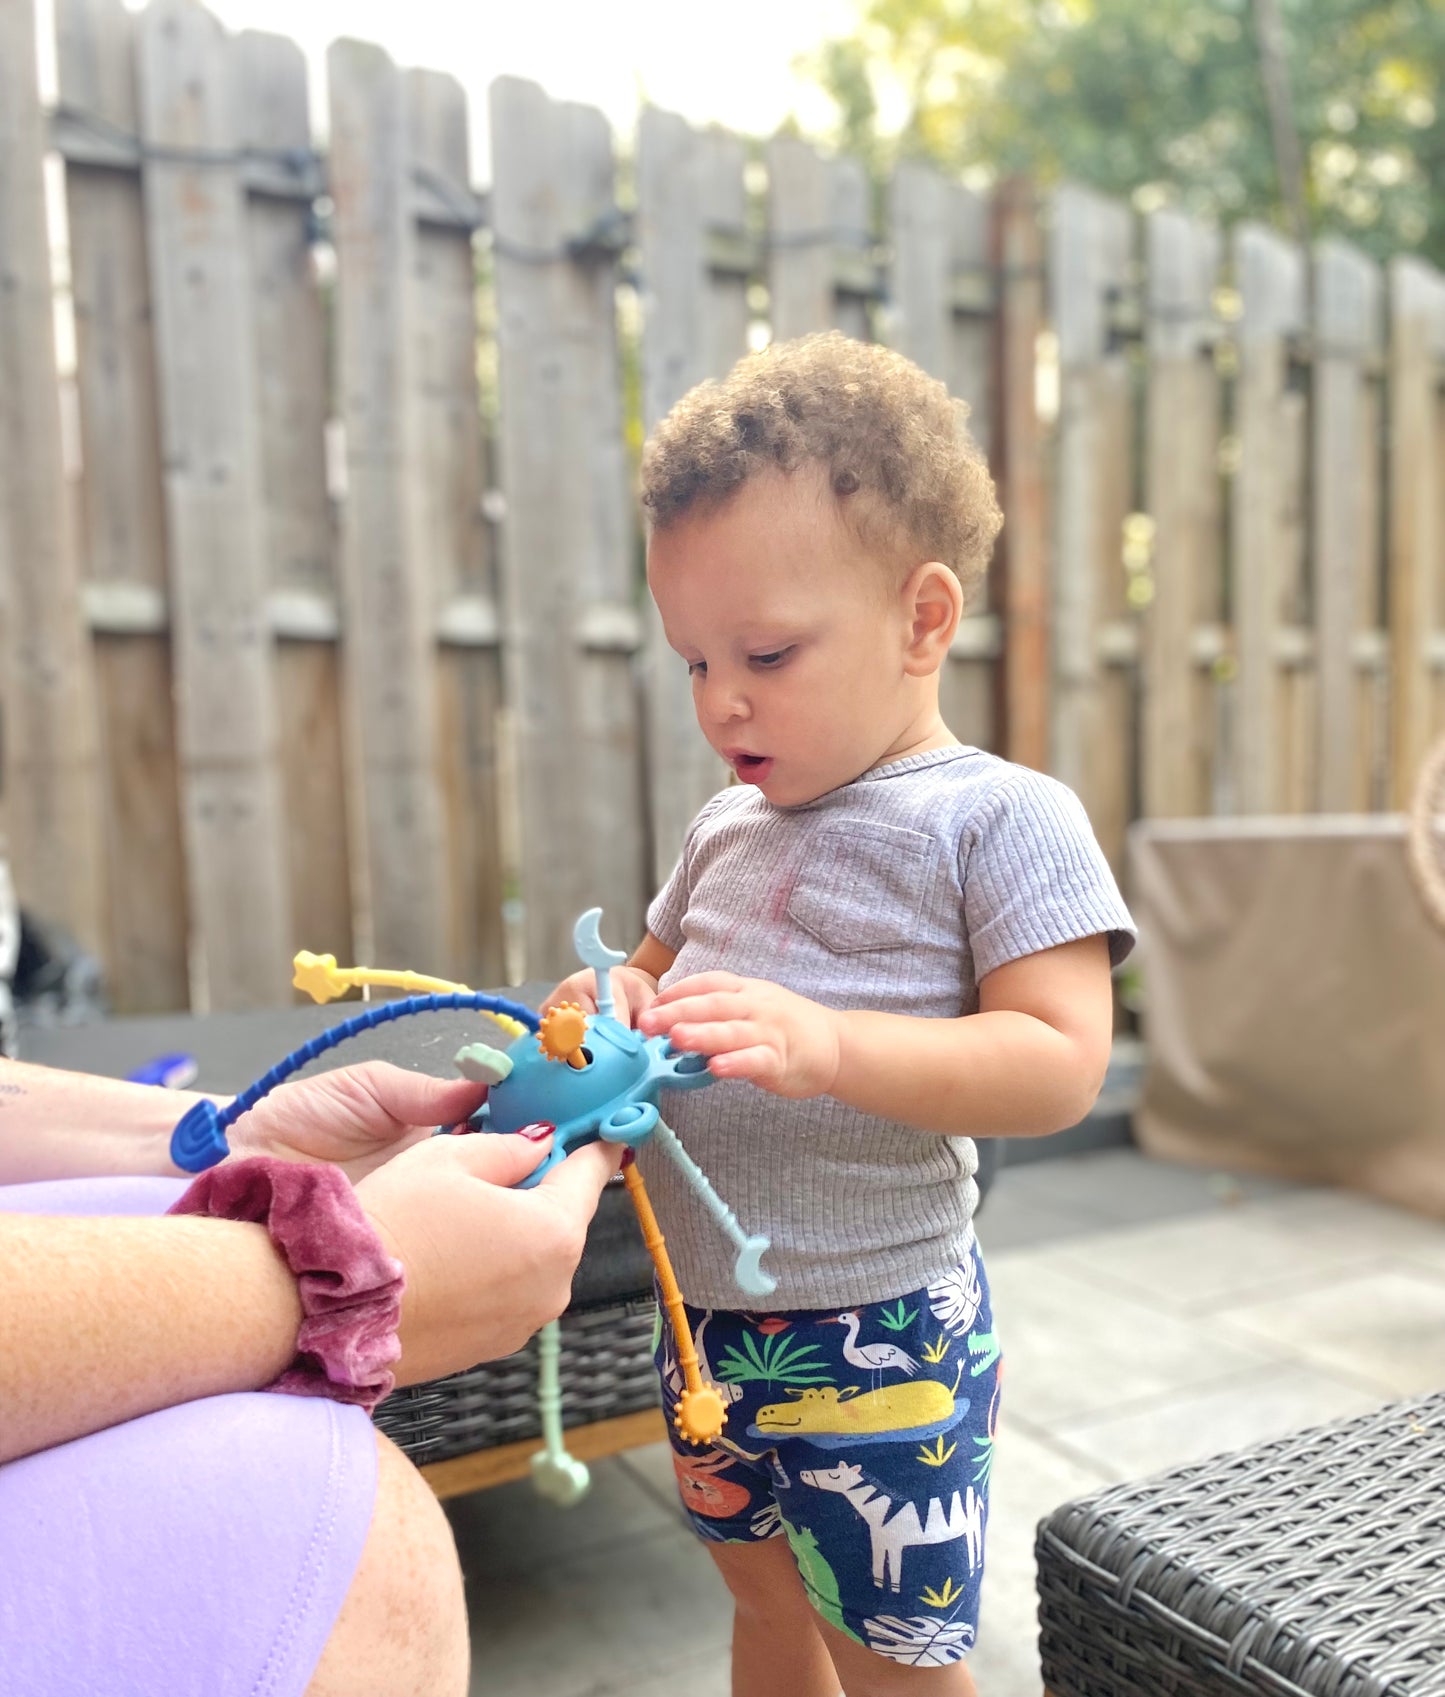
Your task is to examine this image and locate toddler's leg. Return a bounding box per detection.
[812,1617,979,1697]
[708,1537,840,1697]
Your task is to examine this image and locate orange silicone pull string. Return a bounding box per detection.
[622,1161,726,1445]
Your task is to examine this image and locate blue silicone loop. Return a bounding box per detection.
[168,992,542,1173]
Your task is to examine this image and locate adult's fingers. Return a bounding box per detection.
[536,1137,624,1218]
[333,1061,488,1130]
[428,1128,554,1189]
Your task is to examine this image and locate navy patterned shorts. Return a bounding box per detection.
[654,1230,1000,1669]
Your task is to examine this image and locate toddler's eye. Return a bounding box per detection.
[750,647,793,669]
[686,660,707,677]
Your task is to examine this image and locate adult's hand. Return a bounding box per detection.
[355,1130,623,1382]
[226,1061,489,1183]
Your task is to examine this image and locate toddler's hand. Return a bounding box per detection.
[356,1130,622,1383]
[541,966,660,1028]
[638,973,842,1099]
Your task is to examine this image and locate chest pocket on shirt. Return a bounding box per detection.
[786,822,936,953]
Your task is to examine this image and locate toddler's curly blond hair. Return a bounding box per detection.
[640,331,1002,595]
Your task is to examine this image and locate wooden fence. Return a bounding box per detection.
[0,0,1442,1014]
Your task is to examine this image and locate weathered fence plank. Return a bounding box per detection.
[328,38,450,974]
[491,77,645,976]
[1232,222,1306,815]
[236,29,354,978]
[1142,208,1222,818]
[888,160,999,749]
[0,0,105,960]
[407,66,505,987]
[767,135,872,343]
[1313,238,1384,812]
[993,179,1049,772]
[636,108,743,886]
[135,0,291,1008]
[1387,258,1445,807]
[56,0,186,1010]
[1050,183,1135,868]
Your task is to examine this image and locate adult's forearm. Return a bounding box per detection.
[0,1212,302,1463]
[829,1008,1105,1139]
[0,1059,217,1184]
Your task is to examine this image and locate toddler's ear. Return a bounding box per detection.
[902,561,962,675]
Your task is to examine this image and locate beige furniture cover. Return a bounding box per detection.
[1129,815,1445,1218]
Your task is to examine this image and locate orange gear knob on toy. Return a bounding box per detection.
[674,1385,727,1446]
[537,1003,589,1068]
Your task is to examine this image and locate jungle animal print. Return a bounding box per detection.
[654,1230,1001,1669]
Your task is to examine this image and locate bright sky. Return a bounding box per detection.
[132,0,861,178]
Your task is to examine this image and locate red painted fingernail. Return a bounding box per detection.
[518,1121,556,1142]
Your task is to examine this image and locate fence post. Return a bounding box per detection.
[0,0,105,957]
[1050,184,1136,868]
[888,160,1000,748]
[993,178,1049,773]
[406,66,505,988]
[636,109,745,887]
[328,39,451,975]
[1387,257,1445,808]
[1142,208,1223,818]
[1232,222,1306,815]
[490,77,645,979]
[1313,239,1384,812]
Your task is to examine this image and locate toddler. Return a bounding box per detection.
[547,331,1135,1696]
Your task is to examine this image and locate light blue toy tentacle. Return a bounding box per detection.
[530,1321,590,1506]
[651,1116,775,1298]
[573,908,627,1022]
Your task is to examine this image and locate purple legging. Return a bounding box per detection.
[0,1177,378,1697]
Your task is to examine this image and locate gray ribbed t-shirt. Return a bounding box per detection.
[642,745,1136,1310]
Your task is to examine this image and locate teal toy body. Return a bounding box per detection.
[468,911,774,1298]
[470,1015,713,1179]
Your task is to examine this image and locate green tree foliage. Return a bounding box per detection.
[805,0,1445,264]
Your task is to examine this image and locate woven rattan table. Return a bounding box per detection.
[1036,1392,1445,1696]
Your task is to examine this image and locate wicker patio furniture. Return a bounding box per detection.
[1036,1392,1445,1696]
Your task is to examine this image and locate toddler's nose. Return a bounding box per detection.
[699,673,749,725]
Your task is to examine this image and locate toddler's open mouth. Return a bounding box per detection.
[726,750,774,783]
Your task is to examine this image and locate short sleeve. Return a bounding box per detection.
[645,788,734,952]
[961,772,1136,979]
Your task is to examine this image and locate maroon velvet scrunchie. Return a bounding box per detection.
[168,1156,405,1412]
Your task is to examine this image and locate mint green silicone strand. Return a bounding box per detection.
[537,1320,565,1460]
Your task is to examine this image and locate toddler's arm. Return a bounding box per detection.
[541,932,677,1027]
[639,933,1113,1138]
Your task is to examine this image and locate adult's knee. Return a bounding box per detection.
[306,1432,468,1697]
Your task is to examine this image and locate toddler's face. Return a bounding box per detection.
[647,470,925,808]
